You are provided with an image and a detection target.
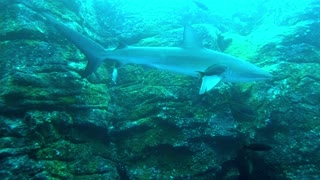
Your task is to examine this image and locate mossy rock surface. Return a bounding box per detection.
[0,0,320,179]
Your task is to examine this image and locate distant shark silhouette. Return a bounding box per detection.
[42,13,271,94]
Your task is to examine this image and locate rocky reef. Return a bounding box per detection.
[0,0,319,179]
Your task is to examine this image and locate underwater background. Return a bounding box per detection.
[0,0,320,179]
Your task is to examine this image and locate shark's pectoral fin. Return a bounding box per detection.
[199,75,222,95]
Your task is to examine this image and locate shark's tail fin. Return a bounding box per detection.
[42,13,107,78]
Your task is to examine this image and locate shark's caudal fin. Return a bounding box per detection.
[42,13,107,78]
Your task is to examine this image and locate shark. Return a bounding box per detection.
[42,13,272,94]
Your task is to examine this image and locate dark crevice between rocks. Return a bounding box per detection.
[0,145,40,160]
[71,123,110,144]
[148,143,194,155]
[189,135,243,155]
[228,87,258,122]
[0,103,109,118]
[32,114,110,146]
[109,117,182,143]
[156,119,181,133]
[230,102,256,122]
[108,124,151,141]
[255,110,291,139]
[69,157,113,176]
[142,143,194,162]
[0,29,47,42]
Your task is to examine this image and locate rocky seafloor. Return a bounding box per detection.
[0,0,320,179]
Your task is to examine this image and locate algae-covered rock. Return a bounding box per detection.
[1,0,320,179]
[0,3,111,114]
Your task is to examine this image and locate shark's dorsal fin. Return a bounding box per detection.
[182,25,202,49]
[115,42,128,50]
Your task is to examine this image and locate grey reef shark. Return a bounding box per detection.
[42,13,272,94]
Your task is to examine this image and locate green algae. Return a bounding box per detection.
[0,0,320,179]
[42,160,71,179]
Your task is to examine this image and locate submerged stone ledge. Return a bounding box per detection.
[0,0,320,179]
